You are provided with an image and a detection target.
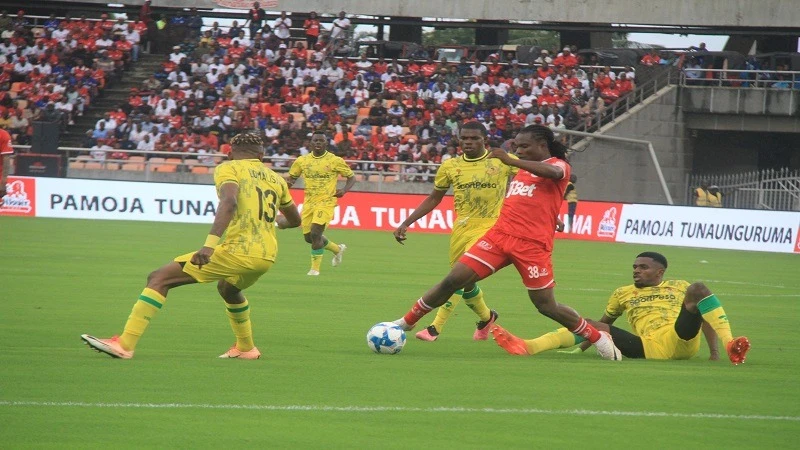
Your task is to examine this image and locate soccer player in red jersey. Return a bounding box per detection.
[0,127,14,203]
[391,125,622,360]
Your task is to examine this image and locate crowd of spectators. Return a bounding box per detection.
[0,9,144,146]
[91,6,640,180]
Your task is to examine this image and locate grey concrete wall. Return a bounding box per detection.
[684,113,800,133]
[569,87,690,205]
[106,0,799,28]
[72,0,800,28]
[681,87,799,116]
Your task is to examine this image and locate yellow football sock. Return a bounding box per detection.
[323,238,340,253]
[310,248,324,271]
[430,290,463,333]
[463,285,491,322]
[698,294,733,344]
[225,299,254,352]
[524,327,584,355]
[119,288,165,351]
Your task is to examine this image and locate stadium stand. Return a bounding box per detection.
[8,8,790,181]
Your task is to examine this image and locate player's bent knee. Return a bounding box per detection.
[685,282,711,304]
[303,234,313,244]
[216,280,242,301]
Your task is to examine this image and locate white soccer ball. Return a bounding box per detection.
[366,322,406,354]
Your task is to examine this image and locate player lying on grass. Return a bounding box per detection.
[491,251,751,365]
[390,125,622,360]
[81,132,302,360]
[393,121,517,342]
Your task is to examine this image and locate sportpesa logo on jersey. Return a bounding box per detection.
[506,180,537,197]
[628,293,679,307]
[456,181,499,190]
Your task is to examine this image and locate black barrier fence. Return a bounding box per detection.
[15,154,63,178]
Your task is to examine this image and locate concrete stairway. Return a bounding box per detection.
[60,52,164,147]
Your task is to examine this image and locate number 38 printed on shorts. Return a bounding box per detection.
[527,265,549,279]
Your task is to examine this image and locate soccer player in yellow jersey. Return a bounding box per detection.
[493,251,751,364]
[393,121,517,341]
[287,131,356,276]
[81,132,302,359]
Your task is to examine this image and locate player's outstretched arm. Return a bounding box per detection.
[276,203,302,229]
[489,149,564,179]
[285,175,298,188]
[394,189,446,244]
[191,182,238,268]
[702,321,720,361]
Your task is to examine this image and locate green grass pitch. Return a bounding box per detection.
[1,216,799,448]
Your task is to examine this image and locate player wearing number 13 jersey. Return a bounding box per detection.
[390,125,623,360]
[81,132,302,360]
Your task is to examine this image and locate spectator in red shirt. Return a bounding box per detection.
[537,62,554,80]
[640,49,663,66]
[601,81,621,105]
[553,47,578,68]
[617,73,634,95]
[303,11,321,49]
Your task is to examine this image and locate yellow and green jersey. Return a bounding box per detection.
[604,280,691,338]
[289,151,354,208]
[434,151,518,222]
[215,159,294,261]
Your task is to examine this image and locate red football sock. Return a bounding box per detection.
[403,298,433,326]
[569,318,602,343]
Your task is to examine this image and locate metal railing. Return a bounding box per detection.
[678,68,800,89]
[686,168,800,211]
[50,146,441,188]
[566,66,677,148]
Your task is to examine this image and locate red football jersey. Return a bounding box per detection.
[492,157,570,251]
[0,128,13,181]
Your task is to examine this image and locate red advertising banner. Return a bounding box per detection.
[289,190,456,233]
[288,189,623,242]
[0,176,36,217]
[794,226,800,253]
[556,201,623,242]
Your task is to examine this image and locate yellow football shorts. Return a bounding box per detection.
[641,326,702,360]
[301,204,335,234]
[449,218,496,267]
[174,248,273,290]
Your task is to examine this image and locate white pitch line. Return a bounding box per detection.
[1,401,798,422]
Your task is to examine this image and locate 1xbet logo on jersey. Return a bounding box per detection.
[506,180,537,198]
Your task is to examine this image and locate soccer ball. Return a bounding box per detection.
[366,322,406,354]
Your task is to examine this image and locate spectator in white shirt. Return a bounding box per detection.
[355,54,373,71]
[352,82,370,105]
[469,77,491,93]
[169,46,187,64]
[52,23,70,42]
[383,118,404,139]
[330,11,351,42]
[13,56,33,74]
[272,11,292,41]
[271,146,292,169]
[264,122,280,140]
[136,134,155,151]
[470,60,487,77]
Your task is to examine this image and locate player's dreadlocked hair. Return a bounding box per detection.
[519,124,569,161]
[230,131,265,155]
